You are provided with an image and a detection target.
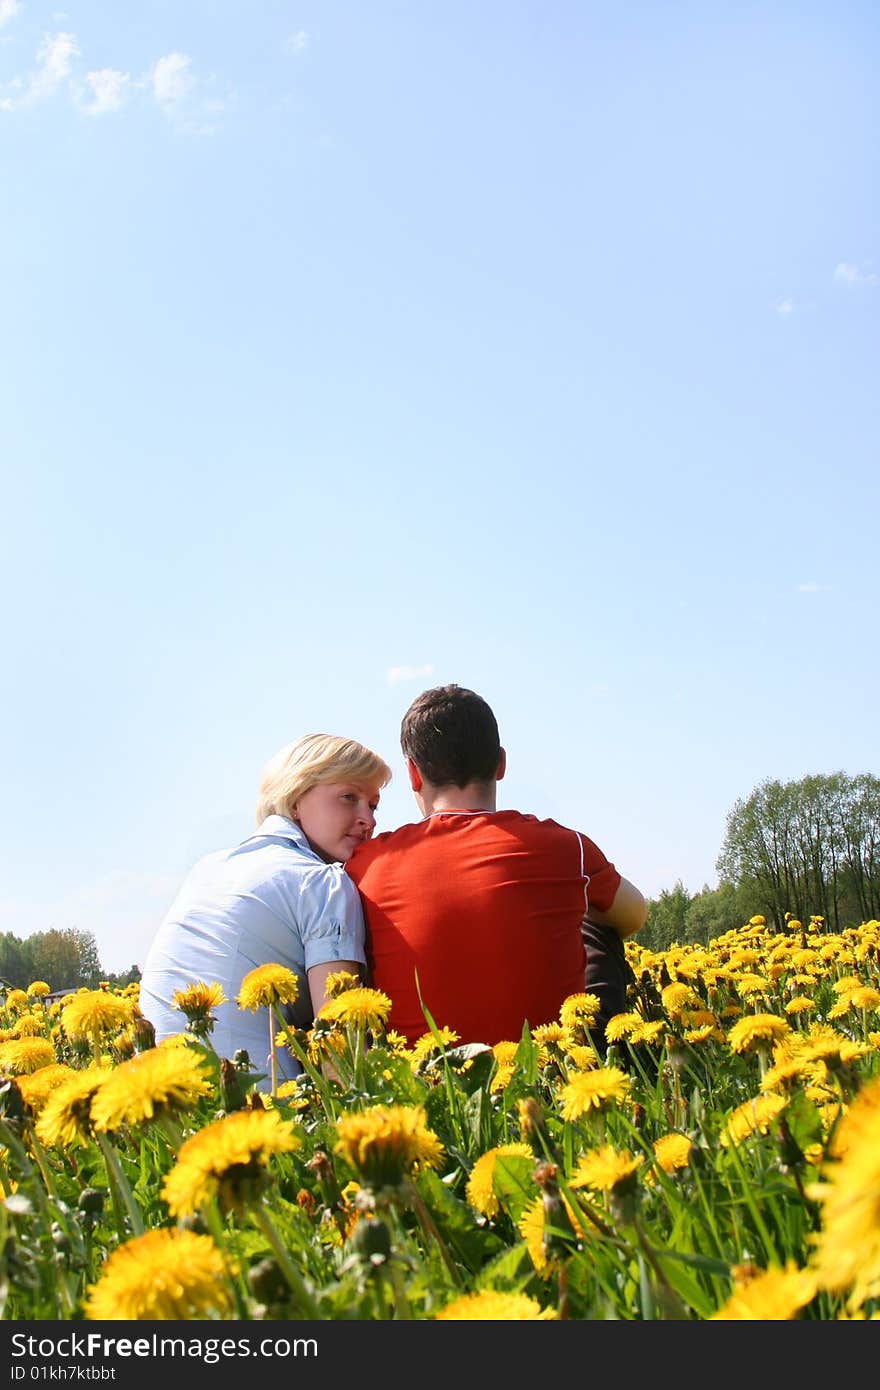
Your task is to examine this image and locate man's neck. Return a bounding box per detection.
[420,781,498,816]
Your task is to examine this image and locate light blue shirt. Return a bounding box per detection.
[138,815,366,1085]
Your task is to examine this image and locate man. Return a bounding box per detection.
[346,684,646,1049]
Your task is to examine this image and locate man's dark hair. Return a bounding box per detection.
[400,685,501,787]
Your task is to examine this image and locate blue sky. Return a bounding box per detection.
[1,1,877,974]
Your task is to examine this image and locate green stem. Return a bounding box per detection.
[95,1131,144,1238]
[387,1261,413,1319]
[268,1008,278,1095]
[275,1013,339,1120]
[252,1203,321,1319]
[403,1180,462,1288]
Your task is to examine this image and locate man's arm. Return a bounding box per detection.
[585,876,646,940]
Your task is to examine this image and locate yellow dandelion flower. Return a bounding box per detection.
[318,987,392,1032]
[3,990,29,1013]
[14,1063,77,1118]
[682,1008,718,1029]
[26,982,51,998]
[383,1030,412,1056]
[275,1079,309,1109]
[762,1055,819,1091]
[323,970,361,997]
[436,1290,556,1320]
[90,1045,214,1133]
[732,973,771,998]
[12,1014,46,1038]
[661,982,700,1013]
[334,1103,444,1189]
[721,1092,788,1146]
[653,1132,693,1174]
[808,1076,880,1310]
[465,1143,534,1218]
[571,1144,641,1193]
[559,1045,596,1072]
[410,1028,460,1064]
[848,987,880,1012]
[34,1066,111,1148]
[163,1108,300,1218]
[604,1012,645,1043]
[785,996,817,1016]
[728,1013,791,1055]
[83,1228,233,1320]
[0,1038,56,1075]
[172,980,227,1022]
[61,991,133,1042]
[749,915,766,927]
[490,1062,516,1093]
[683,1024,719,1045]
[518,1193,587,1273]
[729,949,762,968]
[559,992,601,1030]
[630,1019,666,1046]
[236,963,299,1012]
[558,1066,631,1122]
[532,1023,566,1047]
[711,1261,818,1319]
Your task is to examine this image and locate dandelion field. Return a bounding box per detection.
[1,915,879,1322]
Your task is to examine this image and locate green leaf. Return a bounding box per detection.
[493,1153,538,1224]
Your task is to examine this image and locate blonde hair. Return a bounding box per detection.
[255,734,392,825]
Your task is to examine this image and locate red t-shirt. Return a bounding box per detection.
[345,809,622,1047]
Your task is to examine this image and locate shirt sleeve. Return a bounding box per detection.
[299,865,367,971]
[579,834,622,914]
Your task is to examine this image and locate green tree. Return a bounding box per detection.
[716,771,880,929]
[0,929,103,991]
[0,931,32,990]
[641,880,692,952]
[684,880,760,943]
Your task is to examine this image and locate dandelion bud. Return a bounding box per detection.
[219,1057,248,1113]
[247,1256,287,1305]
[351,1215,392,1267]
[77,1187,104,1218]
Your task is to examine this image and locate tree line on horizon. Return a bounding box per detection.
[1,772,877,992]
[640,770,880,952]
[0,926,139,995]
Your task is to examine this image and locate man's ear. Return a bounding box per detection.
[496,747,507,781]
[406,758,423,793]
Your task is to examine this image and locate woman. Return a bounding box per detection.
[138,733,391,1084]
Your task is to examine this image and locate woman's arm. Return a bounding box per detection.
[307,959,363,1017]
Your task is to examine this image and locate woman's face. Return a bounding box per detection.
[294,781,380,863]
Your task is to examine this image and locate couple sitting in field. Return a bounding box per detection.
[139,684,646,1086]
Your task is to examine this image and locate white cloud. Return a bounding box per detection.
[151,51,194,112]
[285,29,309,55]
[386,663,434,684]
[833,261,878,287]
[795,581,823,593]
[79,66,130,115]
[774,297,795,315]
[0,28,79,108]
[0,31,224,132]
[35,28,77,85]
[0,0,19,30]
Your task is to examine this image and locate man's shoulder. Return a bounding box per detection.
[345,820,425,877]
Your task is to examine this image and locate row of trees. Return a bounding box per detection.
[0,928,139,994]
[642,771,880,952]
